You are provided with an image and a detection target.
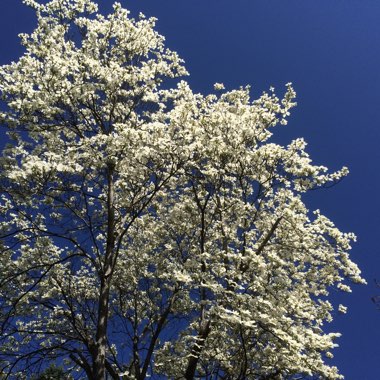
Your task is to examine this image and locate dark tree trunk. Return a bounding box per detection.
[184,320,211,380]
[93,164,116,379]
[93,278,111,379]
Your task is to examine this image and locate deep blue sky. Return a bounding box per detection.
[1,1,380,378]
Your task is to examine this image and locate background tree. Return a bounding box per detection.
[31,364,72,380]
[0,0,364,379]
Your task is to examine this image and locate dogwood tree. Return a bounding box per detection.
[0,0,364,379]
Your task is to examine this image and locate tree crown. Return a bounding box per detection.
[0,1,364,379]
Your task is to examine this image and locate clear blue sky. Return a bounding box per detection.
[1,1,380,378]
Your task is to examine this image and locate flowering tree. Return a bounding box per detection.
[0,0,364,379]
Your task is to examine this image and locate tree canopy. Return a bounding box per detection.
[0,0,364,379]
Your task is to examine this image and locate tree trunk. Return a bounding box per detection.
[93,163,116,379]
[184,320,211,380]
[93,278,111,379]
